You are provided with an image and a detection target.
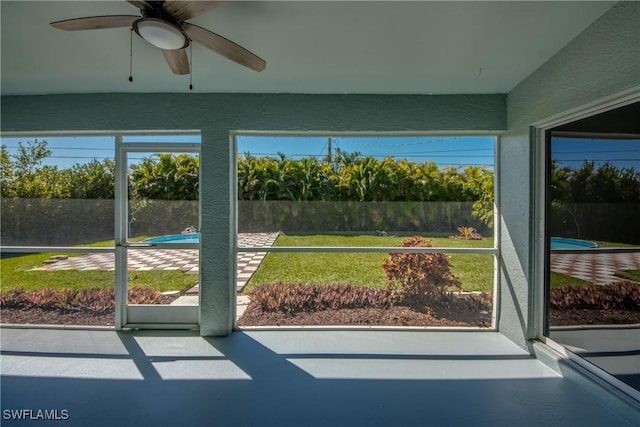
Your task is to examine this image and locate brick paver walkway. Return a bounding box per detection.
[550,251,640,285]
[33,232,279,292]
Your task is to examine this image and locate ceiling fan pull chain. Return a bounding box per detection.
[189,43,193,91]
[128,29,134,83]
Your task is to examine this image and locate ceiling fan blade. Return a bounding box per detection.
[163,1,223,22]
[51,15,139,31]
[183,23,266,72]
[162,49,190,75]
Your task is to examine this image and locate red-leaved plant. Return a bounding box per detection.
[249,282,393,315]
[382,236,461,306]
[550,281,640,311]
[0,287,165,313]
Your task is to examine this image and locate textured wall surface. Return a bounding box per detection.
[499,1,640,348]
[1,93,505,336]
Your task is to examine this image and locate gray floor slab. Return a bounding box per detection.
[1,328,639,427]
[550,327,640,390]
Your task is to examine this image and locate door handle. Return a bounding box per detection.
[116,243,157,248]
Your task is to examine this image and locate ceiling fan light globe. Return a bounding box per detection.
[134,19,188,50]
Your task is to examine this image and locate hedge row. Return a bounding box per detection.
[1,199,488,246]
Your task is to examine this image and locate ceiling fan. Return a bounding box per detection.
[50,0,266,75]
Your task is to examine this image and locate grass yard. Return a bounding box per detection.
[615,269,640,282]
[243,234,496,294]
[549,271,593,288]
[0,239,197,294]
[592,240,638,248]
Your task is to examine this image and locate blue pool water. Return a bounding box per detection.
[144,234,597,249]
[550,237,597,250]
[143,233,200,244]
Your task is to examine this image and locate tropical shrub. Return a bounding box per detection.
[129,153,199,201]
[549,281,640,310]
[549,161,640,243]
[382,236,462,305]
[249,282,393,315]
[452,226,482,240]
[2,140,497,228]
[0,287,165,313]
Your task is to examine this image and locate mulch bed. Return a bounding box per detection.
[237,305,491,327]
[1,307,115,326]
[549,308,640,326]
[0,294,177,327]
[1,304,490,328]
[1,300,638,328]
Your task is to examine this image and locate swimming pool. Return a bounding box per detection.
[550,237,597,250]
[144,234,597,249]
[143,233,200,244]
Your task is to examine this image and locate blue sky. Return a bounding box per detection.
[2,136,116,169]
[2,135,496,170]
[551,137,640,171]
[237,135,495,169]
[3,134,638,172]
[0,135,200,169]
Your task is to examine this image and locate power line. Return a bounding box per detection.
[333,137,475,147]
[41,156,115,160]
[392,148,493,154]
[553,149,640,154]
[555,159,640,163]
[2,145,114,152]
[4,144,495,161]
[6,145,633,156]
[239,155,493,167]
[242,151,493,158]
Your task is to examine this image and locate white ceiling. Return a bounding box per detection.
[0,1,615,95]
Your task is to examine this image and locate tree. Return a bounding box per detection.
[13,139,52,176]
[129,153,199,200]
[1,145,16,197]
[1,140,119,199]
[549,160,640,238]
[68,159,116,199]
[0,139,65,198]
[461,166,494,228]
[236,150,496,218]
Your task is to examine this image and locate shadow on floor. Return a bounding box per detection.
[1,329,639,427]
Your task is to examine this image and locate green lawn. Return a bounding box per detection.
[549,271,593,288]
[592,240,638,248]
[5,234,632,296]
[243,234,495,294]
[0,239,197,293]
[615,269,640,282]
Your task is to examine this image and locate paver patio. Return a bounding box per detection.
[32,232,279,292]
[550,251,640,285]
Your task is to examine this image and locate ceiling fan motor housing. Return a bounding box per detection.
[133,5,190,51]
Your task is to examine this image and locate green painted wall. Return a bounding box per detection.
[1,93,505,336]
[500,1,640,348]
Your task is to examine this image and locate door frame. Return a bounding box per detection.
[530,88,640,342]
[114,135,201,329]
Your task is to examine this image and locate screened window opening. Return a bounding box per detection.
[0,132,201,328]
[235,134,498,328]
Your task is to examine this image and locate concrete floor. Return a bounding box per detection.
[550,326,640,390]
[2,328,639,427]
